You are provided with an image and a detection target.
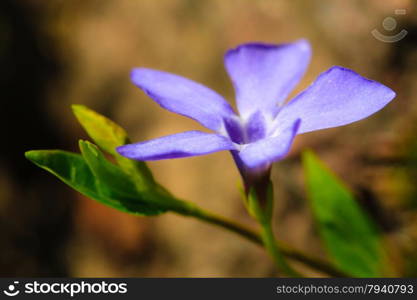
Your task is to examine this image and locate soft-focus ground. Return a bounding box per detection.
[1,0,416,277]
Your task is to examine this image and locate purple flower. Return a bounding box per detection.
[117,39,395,181]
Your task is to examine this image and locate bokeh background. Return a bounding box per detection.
[1,0,416,277]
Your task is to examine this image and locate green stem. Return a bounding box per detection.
[244,182,300,276]
[180,205,348,277]
[186,207,261,245]
[260,221,301,277]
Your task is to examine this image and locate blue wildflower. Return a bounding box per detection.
[117,40,395,184]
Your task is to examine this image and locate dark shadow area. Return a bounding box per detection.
[0,0,72,276]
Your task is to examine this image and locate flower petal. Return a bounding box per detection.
[245,111,267,143]
[131,68,236,131]
[238,119,301,169]
[117,131,236,161]
[224,40,311,118]
[276,66,396,134]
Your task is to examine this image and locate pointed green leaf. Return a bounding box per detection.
[72,104,154,188]
[302,150,383,277]
[78,140,166,215]
[25,149,164,216]
[72,104,128,155]
[25,150,132,213]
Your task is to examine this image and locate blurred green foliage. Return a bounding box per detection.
[303,150,384,277]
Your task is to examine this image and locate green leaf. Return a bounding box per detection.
[72,104,154,188]
[25,150,130,213]
[302,150,383,277]
[25,149,164,216]
[78,140,167,215]
[72,104,129,155]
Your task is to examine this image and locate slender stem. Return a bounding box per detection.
[246,181,300,277]
[277,241,348,278]
[187,207,261,245]
[180,205,349,277]
[260,221,301,277]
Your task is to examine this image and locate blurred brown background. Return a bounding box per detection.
[1,0,416,277]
